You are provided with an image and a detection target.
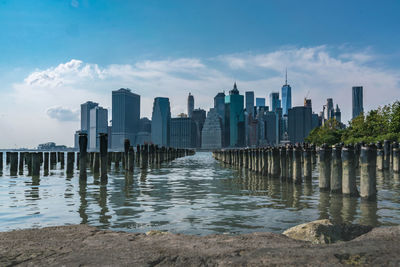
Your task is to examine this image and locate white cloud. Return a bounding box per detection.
[1,46,399,148]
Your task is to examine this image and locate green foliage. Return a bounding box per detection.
[306,101,400,145]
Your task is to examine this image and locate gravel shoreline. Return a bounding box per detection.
[1,224,399,266]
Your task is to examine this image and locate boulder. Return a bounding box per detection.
[283,219,373,244]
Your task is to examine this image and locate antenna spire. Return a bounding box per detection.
[285,68,287,85]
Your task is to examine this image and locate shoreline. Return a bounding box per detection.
[1,223,399,266]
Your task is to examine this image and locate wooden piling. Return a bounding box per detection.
[360,144,377,200]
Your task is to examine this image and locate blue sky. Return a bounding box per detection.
[0,0,399,147]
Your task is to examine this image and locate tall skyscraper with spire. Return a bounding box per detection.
[281,69,292,116]
[187,93,194,117]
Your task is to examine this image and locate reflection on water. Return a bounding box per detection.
[0,152,400,235]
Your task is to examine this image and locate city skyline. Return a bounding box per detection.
[0,1,399,148]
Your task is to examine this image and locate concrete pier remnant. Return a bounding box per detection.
[79,133,88,179]
[303,146,312,180]
[318,144,332,190]
[280,147,287,179]
[360,144,377,200]
[330,144,343,194]
[393,142,400,173]
[100,133,108,181]
[286,146,293,182]
[376,142,384,171]
[342,145,359,197]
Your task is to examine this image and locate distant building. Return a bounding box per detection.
[111,88,140,150]
[74,130,80,150]
[38,142,67,151]
[257,108,277,146]
[323,98,334,121]
[269,92,281,113]
[187,93,194,118]
[81,101,98,146]
[352,86,364,119]
[304,98,312,109]
[312,113,320,130]
[334,104,341,123]
[214,92,226,146]
[170,117,197,148]
[281,71,292,116]
[225,83,245,147]
[192,108,206,148]
[89,106,108,150]
[245,91,255,118]
[151,97,171,146]
[201,108,223,149]
[288,106,312,144]
[136,117,152,145]
[256,97,265,107]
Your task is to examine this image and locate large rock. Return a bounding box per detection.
[283,219,373,244]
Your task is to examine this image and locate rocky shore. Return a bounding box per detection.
[1,221,399,266]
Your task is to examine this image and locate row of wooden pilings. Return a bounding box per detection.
[0,133,195,181]
[213,141,400,200]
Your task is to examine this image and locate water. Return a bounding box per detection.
[0,152,399,235]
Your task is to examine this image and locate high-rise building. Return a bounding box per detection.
[89,106,108,150]
[288,106,312,144]
[187,93,194,118]
[256,97,265,107]
[201,108,223,149]
[334,104,341,123]
[170,117,197,148]
[81,101,98,146]
[281,71,292,116]
[225,83,245,147]
[269,92,281,113]
[352,86,364,119]
[136,117,152,145]
[151,97,171,146]
[324,98,334,121]
[256,108,277,146]
[214,92,226,146]
[245,91,255,118]
[111,88,140,150]
[192,108,206,148]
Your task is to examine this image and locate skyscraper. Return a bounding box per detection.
[334,104,341,123]
[352,86,364,119]
[304,98,312,109]
[187,93,194,118]
[201,108,223,149]
[269,92,281,113]
[192,108,206,148]
[151,97,171,146]
[256,97,266,107]
[89,106,108,150]
[288,106,312,144]
[214,92,226,146]
[245,91,254,118]
[81,101,98,146]
[170,117,197,148]
[323,98,334,121]
[111,88,140,150]
[225,82,245,147]
[281,71,292,116]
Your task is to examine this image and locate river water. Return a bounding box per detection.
[0,152,399,235]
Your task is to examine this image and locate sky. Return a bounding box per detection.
[0,0,399,148]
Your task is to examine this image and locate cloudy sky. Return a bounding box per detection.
[0,0,399,148]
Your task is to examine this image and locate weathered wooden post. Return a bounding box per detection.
[311,144,317,164]
[10,152,18,176]
[115,152,121,170]
[0,152,3,175]
[18,152,24,175]
[393,142,400,173]
[303,146,312,179]
[100,133,108,181]
[128,146,135,172]
[93,153,100,175]
[59,152,65,169]
[44,152,49,176]
[140,145,148,169]
[286,145,293,182]
[271,147,280,178]
[383,140,390,170]
[342,145,359,196]
[66,152,74,175]
[293,146,302,184]
[331,144,343,193]
[376,142,384,171]
[26,153,32,176]
[31,152,41,176]
[280,147,287,180]
[6,152,10,166]
[360,144,377,200]
[50,152,57,170]
[79,133,88,179]
[319,144,331,190]
[355,143,361,168]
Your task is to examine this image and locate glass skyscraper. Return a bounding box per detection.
[256,97,265,107]
[111,88,140,150]
[352,86,364,119]
[245,91,254,117]
[80,101,98,147]
[225,83,245,147]
[269,92,281,113]
[89,106,108,150]
[151,97,171,146]
[187,93,194,117]
[281,83,292,116]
